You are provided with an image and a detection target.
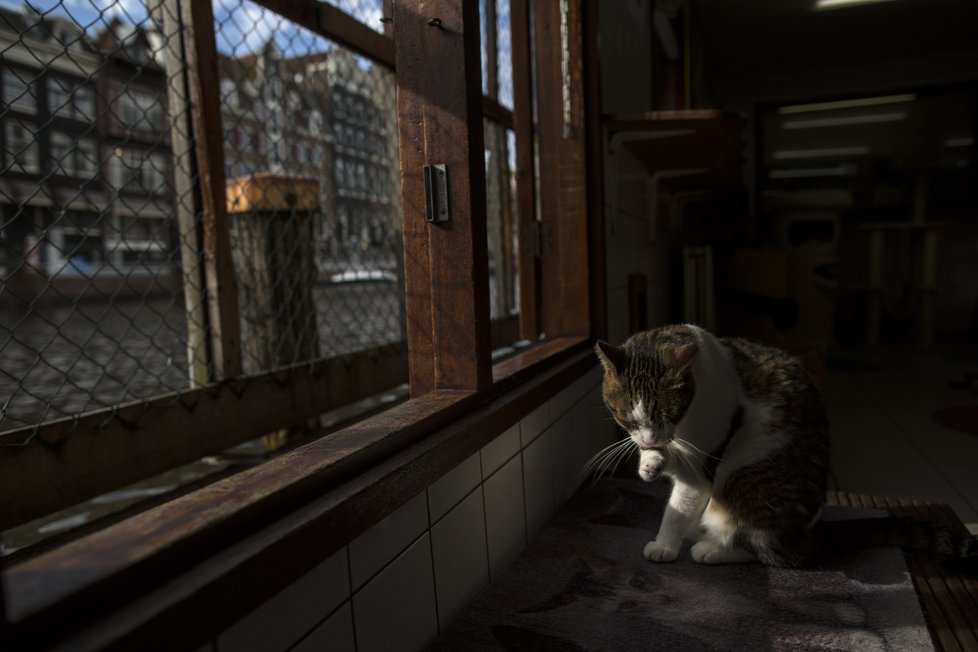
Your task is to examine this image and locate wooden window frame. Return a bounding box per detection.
[0,0,604,647]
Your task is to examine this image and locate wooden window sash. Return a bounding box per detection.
[394,0,492,394]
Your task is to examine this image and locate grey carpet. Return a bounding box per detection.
[433,478,934,651]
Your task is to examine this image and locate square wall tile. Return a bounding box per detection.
[549,372,595,424]
[551,404,593,509]
[353,534,438,652]
[481,424,520,479]
[218,548,349,652]
[430,487,490,629]
[523,429,554,541]
[520,403,550,448]
[484,455,526,580]
[292,602,354,652]
[349,491,427,590]
[428,452,481,524]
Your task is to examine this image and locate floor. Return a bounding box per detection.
[824,348,978,535]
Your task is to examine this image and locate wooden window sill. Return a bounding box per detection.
[2,336,595,651]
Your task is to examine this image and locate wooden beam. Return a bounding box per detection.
[255,0,396,69]
[534,0,590,337]
[161,0,209,386]
[583,0,606,341]
[0,344,408,532]
[510,0,540,341]
[394,0,492,393]
[183,0,242,379]
[482,95,514,129]
[485,0,498,99]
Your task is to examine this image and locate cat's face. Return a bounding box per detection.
[595,329,698,478]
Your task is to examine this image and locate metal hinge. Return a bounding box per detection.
[423,164,449,223]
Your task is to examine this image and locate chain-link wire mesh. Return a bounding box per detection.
[0,1,202,437]
[0,0,405,441]
[214,0,404,374]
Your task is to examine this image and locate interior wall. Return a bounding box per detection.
[598,0,653,114]
[197,366,617,652]
[598,0,670,344]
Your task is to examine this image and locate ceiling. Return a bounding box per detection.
[694,0,978,78]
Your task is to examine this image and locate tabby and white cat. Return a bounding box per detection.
[595,323,831,568]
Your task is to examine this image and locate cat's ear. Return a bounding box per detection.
[662,341,698,369]
[595,340,627,376]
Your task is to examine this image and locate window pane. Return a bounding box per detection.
[214,0,405,373]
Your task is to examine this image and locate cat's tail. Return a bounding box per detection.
[813,516,978,558]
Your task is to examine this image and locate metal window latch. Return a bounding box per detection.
[423,164,449,223]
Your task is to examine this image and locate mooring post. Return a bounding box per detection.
[226,174,321,373]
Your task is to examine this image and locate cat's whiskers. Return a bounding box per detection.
[606,440,636,481]
[673,436,724,462]
[582,437,635,485]
[671,439,708,486]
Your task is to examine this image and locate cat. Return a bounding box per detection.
[595,323,977,569]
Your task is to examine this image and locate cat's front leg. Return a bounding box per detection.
[644,480,710,562]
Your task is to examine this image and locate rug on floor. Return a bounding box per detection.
[434,478,934,651]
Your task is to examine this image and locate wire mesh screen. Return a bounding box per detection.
[0,1,199,438]
[214,0,404,373]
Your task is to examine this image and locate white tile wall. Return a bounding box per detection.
[218,368,608,651]
[483,454,526,579]
[428,452,482,523]
[523,427,555,541]
[520,403,549,447]
[430,488,490,629]
[349,491,427,590]
[481,424,520,478]
[352,535,438,652]
[292,603,355,652]
[217,548,349,652]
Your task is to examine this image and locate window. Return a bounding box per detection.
[50,132,97,177]
[113,148,169,194]
[48,77,95,122]
[3,69,37,114]
[4,119,39,174]
[117,89,164,132]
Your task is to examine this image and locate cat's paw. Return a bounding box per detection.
[643,540,679,562]
[690,541,724,564]
[691,541,754,564]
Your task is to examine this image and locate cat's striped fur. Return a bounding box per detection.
[596,324,978,568]
[597,324,830,567]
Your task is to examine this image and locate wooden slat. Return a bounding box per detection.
[183,0,242,379]
[828,492,976,652]
[910,498,978,651]
[510,0,539,341]
[583,0,606,341]
[534,0,590,337]
[866,496,959,652]
[161,0,209,386]
[393,0,492,393]
[485,0,498,100]
[255,0,396,69]
[2,342,593,651]
[0,344,408,531]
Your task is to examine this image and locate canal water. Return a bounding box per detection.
[0,281,404,435]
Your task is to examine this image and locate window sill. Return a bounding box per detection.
[2,336,595,651]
